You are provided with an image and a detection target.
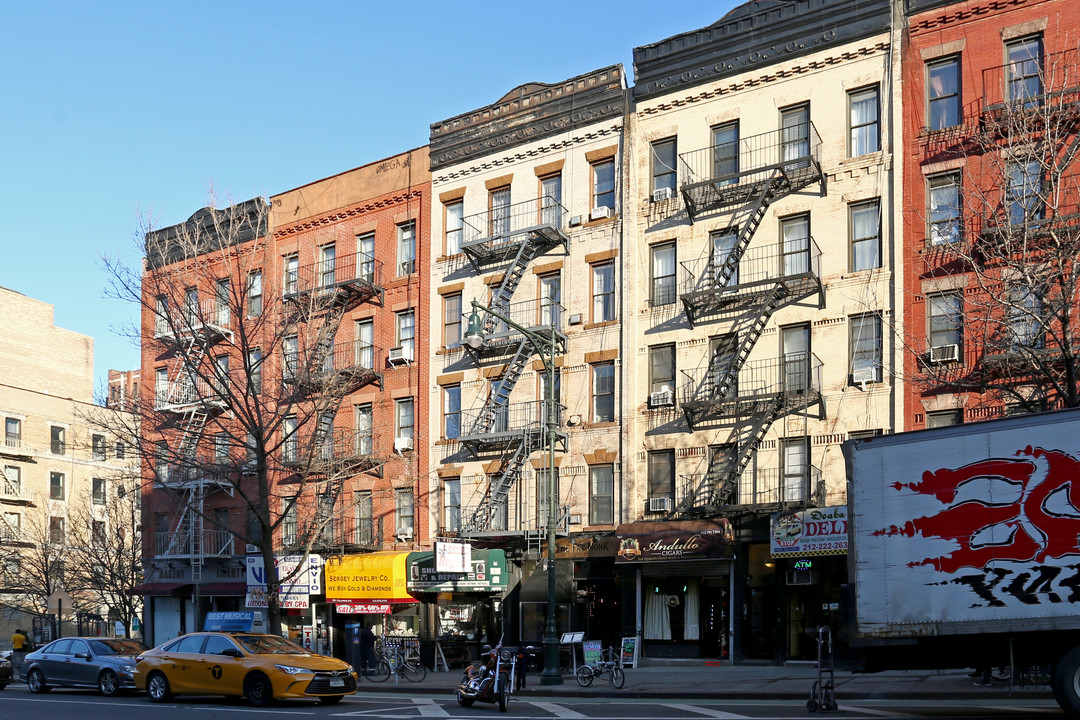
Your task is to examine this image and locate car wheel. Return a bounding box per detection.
[98,669,120,697]
[27,669,50,694]
[147,671,173,702]
[244,672,274,707]
[319,695,344,705]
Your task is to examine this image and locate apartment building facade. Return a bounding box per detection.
[623,0,901,662]
[0,287,136,641]
[901,0,1080,426]
[426,66,627,645]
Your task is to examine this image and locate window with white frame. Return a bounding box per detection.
[444,201,463,256]
[650,242,676,306]
[927,409,963,428]
[281,497,298,546]
[50,426,65,455]
[539,272,561,327]
[92,433,107,461]
[357,232,375,282]
[50,471,65,500]
[651,138,677,194]
[0,512,19,541]
[1007,159,1042,225]
[397,221,416,275]
[649,344,675,398]
[589,465,614,525]
[282,335,299,381]
[50,516,65,545]
[850,313,883,383]
[592,363,615,423]
[319,243,336,288]
[444,478,461,533]
[1008,285,1045,350]
[355,491,373,545]
[443,293,462,348]
[443,385,461,440]
[928,292,963,356]
[927,56,961,130]
[4,417,20,448]
[648,450,674,501]
[928,172,962,244]
[247,270,262,316]
[1006,35,1043,105]
[283,254,298,295]
[712,122,739,183]
[215,278,230,327]
[92,477,106,505]
[396,310,415,359]
[395,488,414,533]
[591,158,615,211]
[2,465,20,497]
[592,262,615,322]
[711,230,739,287]
[356,404,373,455]
[248,348,262,395]
[282,416,298,463]
[848,86,880,156]
[396,398,415,441]
[850,199,881,271]
[540,173,562,226]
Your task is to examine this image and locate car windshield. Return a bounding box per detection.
[234,634,308,655]
[88,639,148,656]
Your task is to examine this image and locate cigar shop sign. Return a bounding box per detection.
[614,519,734,563]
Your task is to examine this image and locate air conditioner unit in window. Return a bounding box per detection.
[930,343,959,363]
[396,527,414,541]
[388,346,413,364]
[852,366,877,386]
[648,496,672,513]
[648,389,674,408]
[590,206,613,221]
[245,544,259,554]
[652,187,675,202]
[394,436,414,453]
[399,260,415,275]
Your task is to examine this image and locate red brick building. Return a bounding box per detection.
[902,0,1080,429]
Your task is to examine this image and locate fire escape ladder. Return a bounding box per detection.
[464,436,534,534]
[711,286,786,404]
[711,171,790,291]
[474,337,535,435]
[485,240,542,335]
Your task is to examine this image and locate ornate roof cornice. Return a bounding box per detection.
[272,189,423,239]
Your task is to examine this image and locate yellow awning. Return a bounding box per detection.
[325,552,415,603]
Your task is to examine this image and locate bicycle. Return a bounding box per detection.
[364,642,427,682]
[575,647,625,688]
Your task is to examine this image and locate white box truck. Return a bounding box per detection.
[844,408,1080,715]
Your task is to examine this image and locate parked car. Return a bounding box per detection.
[23,637,148,696]
[0,651,12,689]
[134,631,357,706]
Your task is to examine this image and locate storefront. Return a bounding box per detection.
[406,544,508,669]
[615,519,735,660]
[551,533,621,648]
[325,551,419,666]
[769,506,848,662]
[245,554,329,653]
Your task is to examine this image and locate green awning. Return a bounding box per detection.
[407,548,507,593]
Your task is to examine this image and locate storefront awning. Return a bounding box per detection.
[407,549,508,594]
[325,551,415,603]
[130,582,192,596]
[614,519,735,563]
[196,582,247,596]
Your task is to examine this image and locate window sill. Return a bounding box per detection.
[436,346,464,356]
[583,215,617,228]
[582,320,618,331]
[582,421,617,430]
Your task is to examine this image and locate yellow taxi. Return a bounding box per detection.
[134,631,357,706]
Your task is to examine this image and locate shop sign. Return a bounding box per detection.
[550,534,619,559]
[335,603,391,615]
[325,552,415,602]
[435,541,472,572]
[614,519,734,563]
[245,554,323,609]
[204,611,259,632]
[408,549,507,592]
[770,505,848,557]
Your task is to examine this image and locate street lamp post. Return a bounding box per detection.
[464,299,563,686]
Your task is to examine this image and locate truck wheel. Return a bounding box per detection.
[1053,647,1080,715]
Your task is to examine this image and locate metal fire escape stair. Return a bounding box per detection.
[475,337,536,435]
[463,435,536,534]
[484,240,544,335]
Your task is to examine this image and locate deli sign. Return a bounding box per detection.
[614,519,734,563]
[770,505,848,557]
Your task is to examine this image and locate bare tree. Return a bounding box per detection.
[4,507,92,624]
[907,44,1080,414]
[98,195,383,634]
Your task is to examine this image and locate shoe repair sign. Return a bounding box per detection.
[770,506,848,557]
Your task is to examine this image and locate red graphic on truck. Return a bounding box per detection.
[874,446,1080,573]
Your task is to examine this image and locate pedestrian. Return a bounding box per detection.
[359,623,376,674]
[11,628,27,680]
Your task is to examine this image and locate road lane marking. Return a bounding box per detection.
[660,703,750,719]
[413,698,449,717]
[528,701,587,718]
[837,706,917,717]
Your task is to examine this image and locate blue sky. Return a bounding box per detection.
[0,1,736,393]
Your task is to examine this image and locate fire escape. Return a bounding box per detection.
[673,124,826,517]
[456,197,569,535]
[283,249,385,554]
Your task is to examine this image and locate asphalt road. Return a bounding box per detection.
[0,684,1066,720]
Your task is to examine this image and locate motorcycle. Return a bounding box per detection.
[456,643,533,712]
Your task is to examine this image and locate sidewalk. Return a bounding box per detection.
[365,660,1054,701]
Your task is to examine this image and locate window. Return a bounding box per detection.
[712,122,739,183]
[711,230,739,287]
[155,367,169,406]
[214,354,229,396]
[4,418,20,448]
[928,292,963,355]
[0,512,19,541]
[246,271,262,316]
[850,313,883,383]
[215,279,230,327]
[2,466,21,497]
[115,441,125,460]
[92,477,106,505]
[849,86,880,156]
[648,450,675,501]
[357,232,375,282]
[443,293,462,348]
[781,104,810,164]
[589,465,614,525]
[355,491,373,545]
[154,295,169,336]
[850,200,881,271]
[395,488,414,533]
[395,221,414,274]
[244,433,257,467]
[709,334,738,397]
[928,173,961,244]
[444,201,463,256]
[396,310,415,359]
[396,398,415,441]
[356,404,373,455]
[282,416,298,463]
[1008,285,1044,350]
[356,317,373,369]
[781,437,809,502]
[184,286,199,325]
[540,173,562,226]
[592,262,615,322]
[282,335,298,381]
[781,323,811,392]
[592,363,615,423]
[444,478,461,533]
[50,516,64,545]
[650,242,676,306]
[649,344,675,397]
[317,243,336,289]
[50,426,65,454]
[92,434,106,461]
[50,471,65,500]
[248,348,262,394]
[592,158,615,211]
[443,384,461,440]
[1007,160,1042,225]
[780,215,811,276]
[92,521,106,544]
[927,56,961,130]
[927,409,963,428]
[489,186,510,236]
[651,138,677,194]
[281,498,298,546]
[539,272,561,327]
[214,432,230,463]
[283,254,298,295]
[1007,36,1043,105]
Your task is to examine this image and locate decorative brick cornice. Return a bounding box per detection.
[908,0,1029,33]
[272,190,423,240]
